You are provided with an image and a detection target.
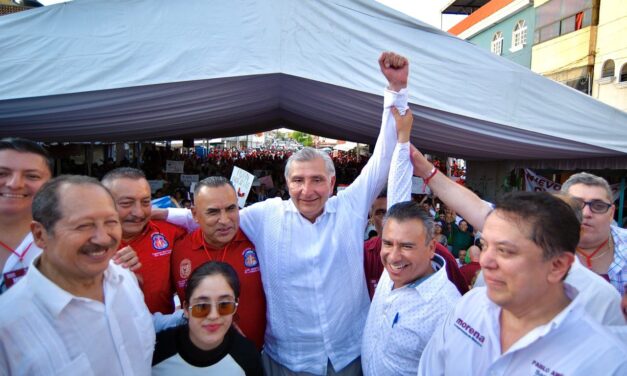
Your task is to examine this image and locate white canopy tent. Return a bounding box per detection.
[0,0,625,162]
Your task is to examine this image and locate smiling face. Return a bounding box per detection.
[192,185,239,249]
[287,157,336,222]
[566,183,614,248]
[105,177,152,240]
[184,274,236,351]
[0,150,51,217]
[479,210,570,311]
[381,218,435,289]
[32,184,122,287]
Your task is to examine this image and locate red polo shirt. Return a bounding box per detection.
[119,220,187,314]
[460,261,482,288]
[171,228,266,350]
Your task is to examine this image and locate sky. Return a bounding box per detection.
[38,0,466,31]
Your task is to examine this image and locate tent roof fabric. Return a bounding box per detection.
[0,0,625,162]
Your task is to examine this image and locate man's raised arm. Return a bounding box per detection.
[410,146,491,231]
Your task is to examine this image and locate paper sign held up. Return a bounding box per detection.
[165,160,184,174]
[230,166,255,208]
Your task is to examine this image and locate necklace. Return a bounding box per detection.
[202,240,229,263]
[577,237,610,268]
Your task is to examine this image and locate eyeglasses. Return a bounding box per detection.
[577,199,612,214]
[188,301,238,318]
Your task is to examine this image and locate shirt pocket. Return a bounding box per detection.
[54,353,94,376]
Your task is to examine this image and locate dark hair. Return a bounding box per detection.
[376,188,387,199]
[32,175,112,232]
[101,167,146,186]
[384,201,434,244]
[493,191,579,260]
[194,176,234,196]
[0,137,53,174]
[184,261,241,304]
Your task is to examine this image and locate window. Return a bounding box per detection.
[511,20,527,51]
[535,0,594,43]
[491,32,503,55]
[602,60,615,78]
[620,64,627,83]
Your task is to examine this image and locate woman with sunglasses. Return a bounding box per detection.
[152,261,262,375]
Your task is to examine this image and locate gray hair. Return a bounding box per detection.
[383,201,435,245]
[101,167,146,187]
[194,176,234,196]
[284,147,335,180]
[33,175,112,232]
[561,172,613,202]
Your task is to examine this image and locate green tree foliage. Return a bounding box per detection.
[290,131,314,147]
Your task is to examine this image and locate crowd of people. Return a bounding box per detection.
[1,52,626,376]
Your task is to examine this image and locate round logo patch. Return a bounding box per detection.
[152,233,169,250]
[180,259,192,279]
[243,249,259,268]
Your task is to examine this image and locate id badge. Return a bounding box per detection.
[3,267,28,289]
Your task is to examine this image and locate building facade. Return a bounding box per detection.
[591,0,627,112]
[450,0,535,68]
[531,0,600,94]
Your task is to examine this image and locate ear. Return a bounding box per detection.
[547,252,575,284]
[30,221,49,250]
[191,207,199,224]
[182,302,189,319]
[329,175,336,195]
[427,238,436,259]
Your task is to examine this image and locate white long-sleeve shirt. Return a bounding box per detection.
[0,258,155,376]
[169,88,408,374]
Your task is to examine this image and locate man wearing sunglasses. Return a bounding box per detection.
[561,172,627,295]
[407,147,624,326]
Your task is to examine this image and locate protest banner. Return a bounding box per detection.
[524,169,561,192]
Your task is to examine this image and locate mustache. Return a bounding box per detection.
[79,240,118,254]
[123,215,147,222]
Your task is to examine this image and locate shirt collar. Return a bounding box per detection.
[190,228,247,251]
[409,254,450,302]
[492,283,581,354]
[29,256,125,317]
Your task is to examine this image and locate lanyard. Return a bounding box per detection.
[0,240,32,263]
[577,238,609,268]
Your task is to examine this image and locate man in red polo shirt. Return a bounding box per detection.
[102,168,186,314]
[171,176,266,350]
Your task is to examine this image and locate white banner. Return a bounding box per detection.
[230,166,255,208]
[524,169,561,192]
[525,169,623,202]
[165,160,184,174]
